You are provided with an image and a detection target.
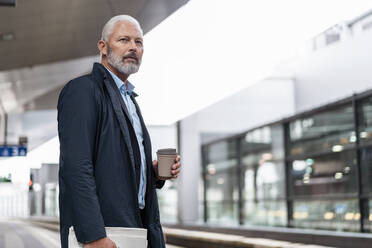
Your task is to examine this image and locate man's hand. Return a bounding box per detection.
[153,155,181,180]
[84,237,117,248]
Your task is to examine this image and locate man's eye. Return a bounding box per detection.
[120,38,128,42]
[136,40,143,45]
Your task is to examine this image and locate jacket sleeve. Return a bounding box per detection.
[57,79,106,244]
[155,179,165,189]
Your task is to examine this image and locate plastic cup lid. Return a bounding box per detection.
[157,148,177,155]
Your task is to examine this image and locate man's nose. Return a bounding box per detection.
[128,40,138,52]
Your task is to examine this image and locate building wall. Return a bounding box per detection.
[177,14,372,224]
[147,124,179,223]
[280,22,372,113]
[7,110,57,150]
[179,115,202,223]
[0,183,29,218]
[178,79,296,223]
[147,125,177,159]
[200,92,372,233]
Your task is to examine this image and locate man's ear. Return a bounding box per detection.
[98,40,108,56]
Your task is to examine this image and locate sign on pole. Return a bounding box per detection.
[0,146,27,157]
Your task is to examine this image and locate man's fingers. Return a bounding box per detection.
[171,168,181,175]
[109,238,117,248]
[172,162,181,170]
[153,160,158,166]
[175,155,181,162]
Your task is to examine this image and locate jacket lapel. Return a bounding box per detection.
[103,77,137,176]
[131,95,156,211]
[104,76,133,129]
[130,95,153,181]
[97,63,153,192]
[92,64,134,154]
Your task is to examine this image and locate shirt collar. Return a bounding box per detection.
[105,67,135,96]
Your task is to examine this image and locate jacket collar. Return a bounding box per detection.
[92,62,139,97]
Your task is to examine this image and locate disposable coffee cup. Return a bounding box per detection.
[156,148,178,179]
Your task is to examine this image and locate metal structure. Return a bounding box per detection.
[202,87,372,235]
[0,0,188,71]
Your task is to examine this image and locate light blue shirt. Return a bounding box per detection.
[107,68,147,209]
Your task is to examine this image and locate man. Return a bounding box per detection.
[57,15,181,248]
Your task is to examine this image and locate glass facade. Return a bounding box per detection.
[292,199,360,232]
[158,180,178,223]
[203,139,239,225]
[289,150,358,197]
[241,125,286,226]
[202,92,372,233]
[358,97,372,232]
[289,105,355,157]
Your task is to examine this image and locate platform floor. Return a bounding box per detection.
[0,220,183,248]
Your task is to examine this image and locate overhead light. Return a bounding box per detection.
[335,172,343,180]
[0,32,15,41]
[324,212,335,220]
[262,153,273,161]
[293,211,308,219]
[207,164,216,175]
[344,212,354,220]
[306,158,314,166]
[332,145,343,152]
[354,213,361,220]
[217,178,224,185]
[360,131,369,138]
[33,183,41,192]
[293,160,307,171]
[349,135,357,143]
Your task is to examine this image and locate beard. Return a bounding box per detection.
[107,46,141,75]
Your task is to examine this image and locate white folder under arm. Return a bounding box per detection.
[68,227,148,248]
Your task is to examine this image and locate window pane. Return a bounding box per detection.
[207,200,239,226]
[204,140,239,224]
[290,150,358,197]
[360,146,372,195]
[358,97,372,145]
[242,125,285,160]
[206,139,237,170]
[241,125,286,200]
[206,167,239,202]
[198,201,205,224]
[244,200,287,227]
[242,160,285,200]
[289,105,355,156]
[198,175,205,223]
[292,200,360,232]
[157,181,177,223]
[363,200,372,232]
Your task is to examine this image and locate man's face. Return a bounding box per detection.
[105,21,144,75]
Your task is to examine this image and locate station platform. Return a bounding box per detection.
[0,217,337,248]
[0,219,183,248]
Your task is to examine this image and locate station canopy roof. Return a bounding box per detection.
[0,0,188,71]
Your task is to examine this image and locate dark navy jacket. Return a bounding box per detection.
[57,63,166,248]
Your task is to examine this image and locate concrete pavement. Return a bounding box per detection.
[0,220,183,248]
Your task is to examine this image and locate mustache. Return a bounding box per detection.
[123,52,139,62]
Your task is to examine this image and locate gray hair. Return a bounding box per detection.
[101,15,143,41]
